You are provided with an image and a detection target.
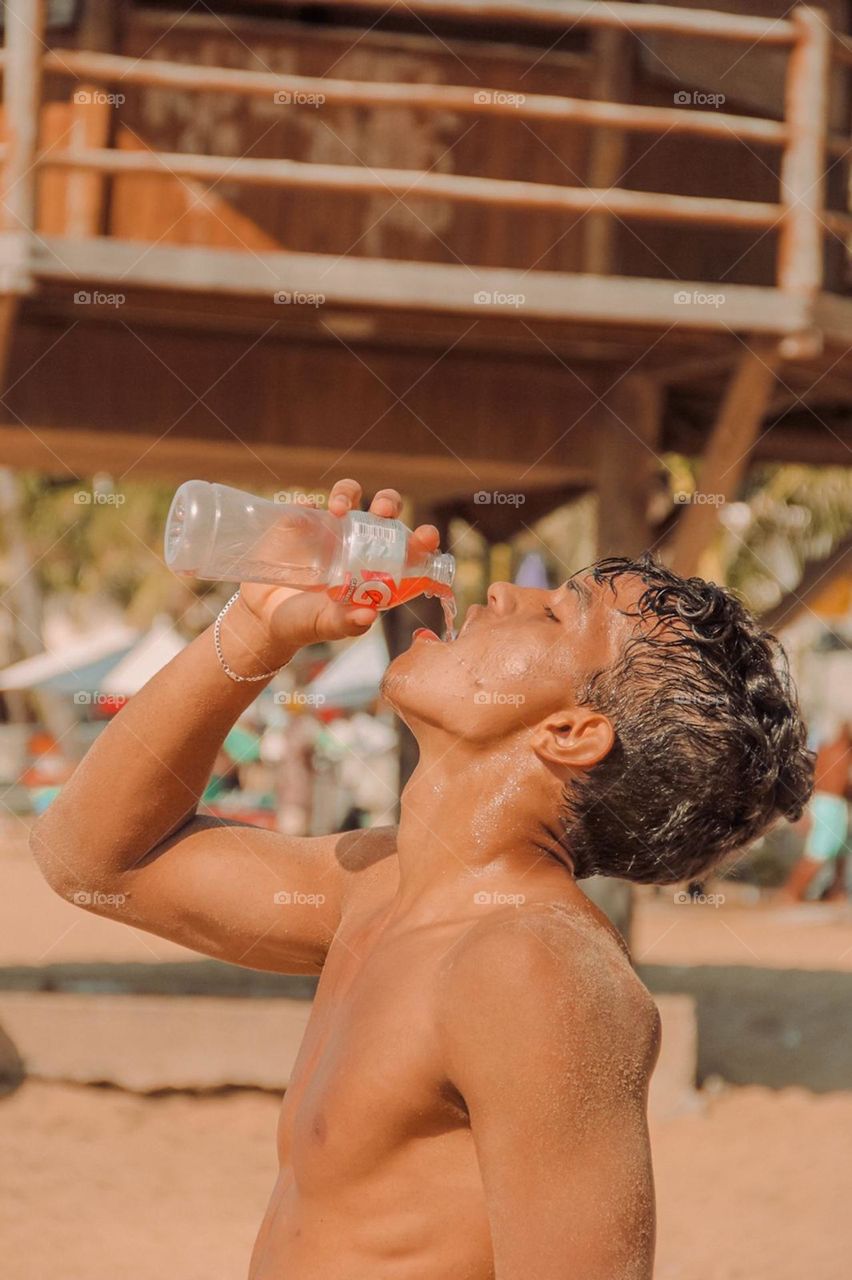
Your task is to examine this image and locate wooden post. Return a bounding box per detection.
[778,6,831,302]
[583,28,631,276]
[0,0,45,382]
[669,341,781,580]
[2,0,47,235]
[588,372,665,946]
[65,0,119,239]
[595,372,664,558]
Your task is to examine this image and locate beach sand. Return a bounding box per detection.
[1,1079,850,1280]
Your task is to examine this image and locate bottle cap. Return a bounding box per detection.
[428,552,456,590]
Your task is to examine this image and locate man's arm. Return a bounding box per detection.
[30,480,432,973]
[438,910,660,1280]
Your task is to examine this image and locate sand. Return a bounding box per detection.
[1,1080,850,1280]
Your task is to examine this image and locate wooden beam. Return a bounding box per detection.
[667,414,852,468]
[650,353,736,387]
[583,28,632,276]
[34,48,790,149]
[26,235,816,335]
[38,146,786,232]
[2,0,46,235]
[214,0,798,44]
[760,531,852,632]
[596,373,664,558]
[0,424,584,499]
[0,294,18,389]
[669,342,781,579]
[778,6,831,300]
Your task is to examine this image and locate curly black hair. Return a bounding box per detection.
[560,555,814,885]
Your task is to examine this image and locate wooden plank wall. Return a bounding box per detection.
[3,1,846,287]
[105,8,593,270]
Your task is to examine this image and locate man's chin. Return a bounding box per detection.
[380,645,439,716]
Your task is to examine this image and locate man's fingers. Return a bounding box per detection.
[267,591,374,646]
[369,488,403,519]
[316,601,376,640]
[326,482,444,564]
[329,478,362,515]
[409,523,441,557]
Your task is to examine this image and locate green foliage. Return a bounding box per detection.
[724,465,852,612]
[3,473,179,618]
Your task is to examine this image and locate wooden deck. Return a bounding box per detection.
[2,0,852,564]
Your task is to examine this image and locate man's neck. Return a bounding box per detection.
[391,733,574,918]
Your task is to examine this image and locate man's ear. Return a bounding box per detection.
[532,708,615,771]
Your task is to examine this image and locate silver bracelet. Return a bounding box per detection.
[213,591,288,684]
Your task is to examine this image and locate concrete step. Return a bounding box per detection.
[0,990,699,1118]
[0,992,311,1092]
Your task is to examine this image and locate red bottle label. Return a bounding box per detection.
[330,571,395,609]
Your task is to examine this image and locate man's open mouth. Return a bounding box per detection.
[457,603,485,639]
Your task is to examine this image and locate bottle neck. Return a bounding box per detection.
[426,552,456,595]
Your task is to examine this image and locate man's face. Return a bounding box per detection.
[382,572,646,743]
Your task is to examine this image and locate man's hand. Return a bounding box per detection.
[237,478,440,650]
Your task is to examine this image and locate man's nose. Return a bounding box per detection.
[486,581,524,614]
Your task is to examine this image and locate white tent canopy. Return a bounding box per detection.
[101,618,187,695]
[0,618,187,698]
[305,628,390,708]
[0,624,139,693]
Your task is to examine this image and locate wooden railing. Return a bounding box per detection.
[0,0,845,307]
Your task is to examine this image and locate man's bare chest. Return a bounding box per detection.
[276,916,467,1192]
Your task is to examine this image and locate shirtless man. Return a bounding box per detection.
[31,478,813,1280]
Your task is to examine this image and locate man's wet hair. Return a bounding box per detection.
[560,555,814,886]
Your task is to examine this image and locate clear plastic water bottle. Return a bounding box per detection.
[164,481,455,611]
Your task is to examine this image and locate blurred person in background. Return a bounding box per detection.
[785,720,850,902]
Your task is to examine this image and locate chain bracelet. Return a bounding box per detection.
[213,591,288,684]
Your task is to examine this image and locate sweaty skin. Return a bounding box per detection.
[32,480,661,1280]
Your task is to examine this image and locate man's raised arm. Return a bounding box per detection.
[439,909,661,1279]
[30,480,435,974]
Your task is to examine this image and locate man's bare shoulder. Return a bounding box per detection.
[437,900,660,1085]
